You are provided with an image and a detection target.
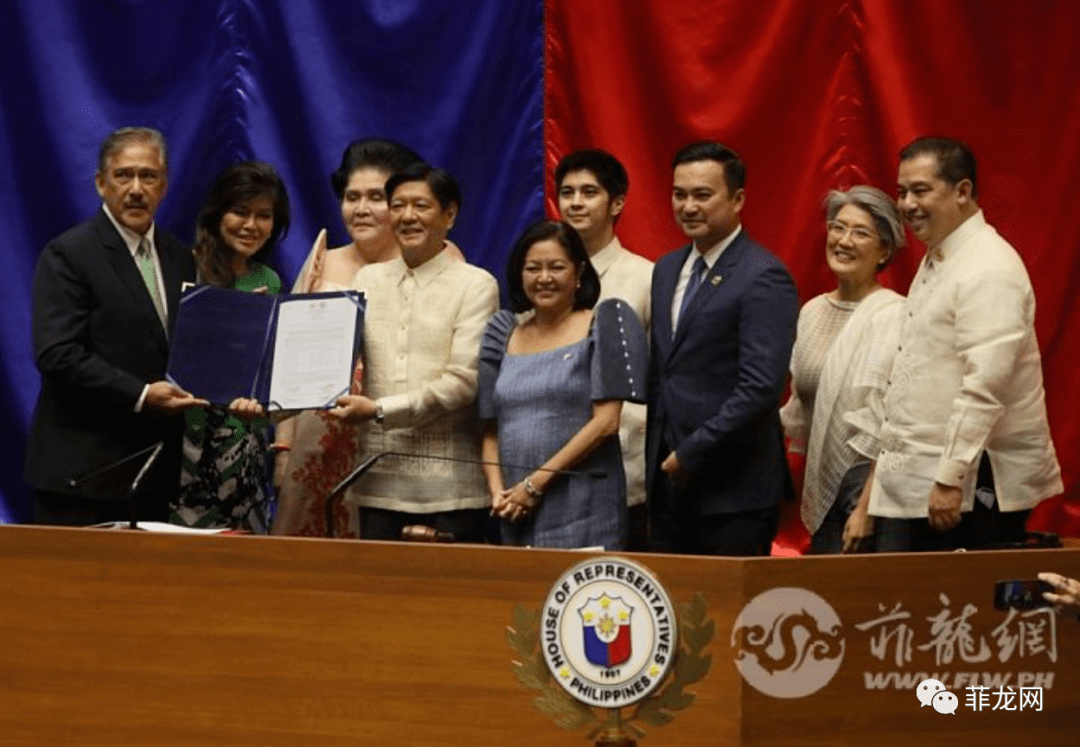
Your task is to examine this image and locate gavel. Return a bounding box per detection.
[401,525,455,543]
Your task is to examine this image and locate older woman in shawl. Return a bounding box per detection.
[780,186,905,553]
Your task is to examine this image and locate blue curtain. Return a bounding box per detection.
[0,0,544,521]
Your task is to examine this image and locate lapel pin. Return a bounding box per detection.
[711,275,722,286]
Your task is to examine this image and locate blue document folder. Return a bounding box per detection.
[166,285,365,410]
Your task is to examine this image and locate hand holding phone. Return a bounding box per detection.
[1036,572,1080,615]
[993,578,1054,610]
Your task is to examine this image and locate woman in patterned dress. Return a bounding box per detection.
[172,161,289,531]
[270,138,426,536]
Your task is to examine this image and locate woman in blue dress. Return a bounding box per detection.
[478,220,647,549]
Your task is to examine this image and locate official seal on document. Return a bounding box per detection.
[539,558,678,708]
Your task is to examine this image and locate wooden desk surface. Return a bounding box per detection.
[1,526,1077,746]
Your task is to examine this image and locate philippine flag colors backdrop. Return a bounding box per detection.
[2,0,1078,540]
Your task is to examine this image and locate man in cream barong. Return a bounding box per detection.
[844,137,1062,552]
[331,164,498,542]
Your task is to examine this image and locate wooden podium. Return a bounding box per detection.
[1,525,1077,746]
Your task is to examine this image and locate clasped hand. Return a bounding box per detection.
[491,482,539,523]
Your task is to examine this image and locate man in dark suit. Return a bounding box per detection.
[646,141,798,556]
[24,127,205,525]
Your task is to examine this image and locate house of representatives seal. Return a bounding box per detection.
[539,557,678,709]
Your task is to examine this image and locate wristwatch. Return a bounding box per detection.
[374,401,385,424]
[524,475,543,500]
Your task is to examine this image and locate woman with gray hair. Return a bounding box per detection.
[780,185,905,553]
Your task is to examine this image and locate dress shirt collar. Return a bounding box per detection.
[928,209,986,266]
[589,235,624,277]
[101,203,157,257]
[394,242,455,288]
[691,224,741,269]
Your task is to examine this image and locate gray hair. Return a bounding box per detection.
[97,127,168,174]
[824,185,905,268]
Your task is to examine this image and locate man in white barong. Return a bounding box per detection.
[844,137,1061,552]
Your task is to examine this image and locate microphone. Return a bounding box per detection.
[324,452,383,536]
[321,451,607,539]
[128,442,164,529]
[68,441,166,490]
[130,442,164,493]
[68,441,165,529]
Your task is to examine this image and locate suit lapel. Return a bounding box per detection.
[655,244,691,353]
[95,212,169,352]
[670,231,749,351]
[157,234,187,334]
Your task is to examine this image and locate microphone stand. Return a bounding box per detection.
[68,441,165,530]
[324,452,385,537]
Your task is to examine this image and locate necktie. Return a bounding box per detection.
[136,238,166,328]
[676,255,708,334]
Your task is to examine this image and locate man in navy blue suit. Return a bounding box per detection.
[646,141,798,556]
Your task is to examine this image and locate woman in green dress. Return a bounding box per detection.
[171,161,290,531]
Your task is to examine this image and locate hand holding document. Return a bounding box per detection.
[167,286,364,411]
[269,293,361,409]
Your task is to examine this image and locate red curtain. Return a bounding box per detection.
[546,0,1080,543]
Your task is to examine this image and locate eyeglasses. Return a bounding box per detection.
[826,221,878,243]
